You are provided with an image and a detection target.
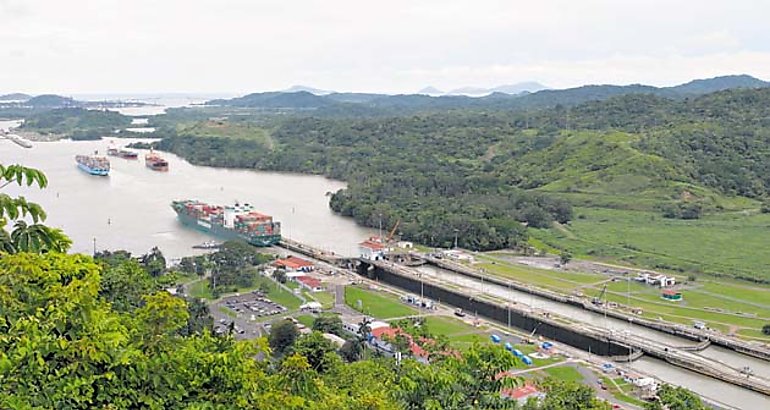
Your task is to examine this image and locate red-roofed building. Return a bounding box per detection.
[661,289,683,301]
[501,384,544,403]
[274,256,315,272]
[369,326,429,363]
[295,275,323,292]
[359,237,387,260]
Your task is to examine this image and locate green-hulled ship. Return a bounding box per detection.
[172,200,281,247]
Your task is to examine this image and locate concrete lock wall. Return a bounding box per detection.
[358,261,631,357]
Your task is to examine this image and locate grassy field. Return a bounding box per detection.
[307,290,335,309]
[475,251,770,341]
[423,316,479,338]
[296,314,315,328]
[475,254,605,293]
[600,376,647,407]
[177,121,274,147]
[345,286,417,319]
[531,207,770,282]
[188,279,215,300]
[543,366,584,383]
[585,276,770,338]
[254,276,303,310]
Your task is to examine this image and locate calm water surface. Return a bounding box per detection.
[1,137,373,259]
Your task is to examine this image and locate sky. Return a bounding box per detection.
[1,0,769,95]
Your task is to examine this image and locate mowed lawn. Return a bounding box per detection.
[584,276,770,339]
[475,255,604,292]
[345,286,417,319]
[532,207,770,282]
[543,365,584,383]
[253,276,302,310]
[424,316,479,338]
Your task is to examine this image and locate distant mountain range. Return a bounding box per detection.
[208,75,770,112]
[282,85,334,95]
[418,82,549,96]
[0,93,31,102]
[283,81,551,97]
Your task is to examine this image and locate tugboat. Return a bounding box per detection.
[145,149,169,171]
[192,240,222,249]
[76,151,110,176]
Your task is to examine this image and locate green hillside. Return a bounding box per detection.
[154,87,770,280]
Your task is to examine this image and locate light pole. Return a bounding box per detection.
[453,229,459,249]
[92,237,96,256]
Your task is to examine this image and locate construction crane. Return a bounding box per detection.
[592,284,607,306]
[385,220,401,243]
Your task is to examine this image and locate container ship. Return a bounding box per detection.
[75,153,110,176]
[107,147,139,159]
[4,133,33,148]
[171,200,281,246]
[145,150,169,171]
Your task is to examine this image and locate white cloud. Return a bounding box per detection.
[0,0,768,94]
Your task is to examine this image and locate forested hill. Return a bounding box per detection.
[154,87,770,252]
[206,74,769,113]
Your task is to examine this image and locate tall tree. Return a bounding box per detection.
[269,319,300,356]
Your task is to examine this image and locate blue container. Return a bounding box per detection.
[490,334,501,343]
[504,342,513,351]
[522,356,533,366]
[513,349,524,358]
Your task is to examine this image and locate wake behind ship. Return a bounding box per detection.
[75,153,110,176]
[172,200,281,246]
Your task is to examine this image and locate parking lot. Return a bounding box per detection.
[223,290,288,318]
[212,290,289,337]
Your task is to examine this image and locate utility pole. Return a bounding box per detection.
[92,237,96,256]
[453,229,459,249]
[378,213,383,241]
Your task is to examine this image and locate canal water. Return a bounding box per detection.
[629,357,769,409]
[415,264,770,408]
[1,136,374,259]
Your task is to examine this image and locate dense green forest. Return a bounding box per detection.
[20,107,132,140]
[157,115,572,250]
[153,88,770,256]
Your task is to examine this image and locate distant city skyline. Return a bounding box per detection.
[1,0,769,94]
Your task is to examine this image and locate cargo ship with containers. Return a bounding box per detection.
[145,150,169,171]
[171,200,281,246]
[75,153,110,176]
[107,147,139,159]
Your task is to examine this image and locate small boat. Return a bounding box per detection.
[192,240,222,249]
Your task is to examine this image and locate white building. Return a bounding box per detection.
[359,238,387,260]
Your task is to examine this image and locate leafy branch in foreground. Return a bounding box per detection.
[0,162,70,254]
